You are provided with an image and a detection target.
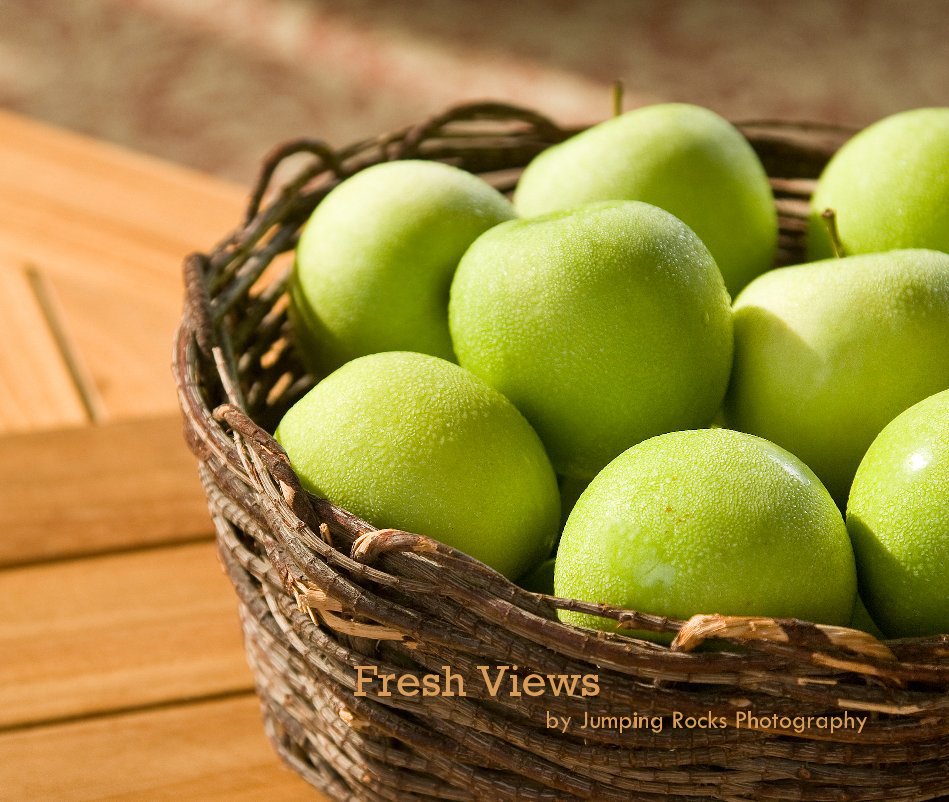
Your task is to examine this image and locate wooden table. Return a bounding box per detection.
[0,110,323,799]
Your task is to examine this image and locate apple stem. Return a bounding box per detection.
[821,208,846,259]
[611,80,624,118]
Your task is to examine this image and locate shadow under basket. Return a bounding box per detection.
[173,102,949,802]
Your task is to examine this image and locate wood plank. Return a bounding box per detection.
[0,109,248,422]
[0,695,321,801]
[0,188,220,423]
[0,415,213,567]
[0,541,253,729]
[32,263,189,422]
[0,188,202,420]
[0,262,87,433]
[0,108,247,258]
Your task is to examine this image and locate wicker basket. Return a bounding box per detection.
[173,102,949,802]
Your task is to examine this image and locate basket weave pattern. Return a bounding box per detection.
[174,103,949,801]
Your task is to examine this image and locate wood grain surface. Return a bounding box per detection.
[0,696,313,800]
[0,110,327,799]
[0,109,246,422]
[0,416,212,567]
[0,542,251,730]
[0,262,87,433]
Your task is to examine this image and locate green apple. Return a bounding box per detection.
[808,108,949,260]
[558,475,589,527]
[849,596,886,640]
[274,351,559,579]
[554,429,857,636]
[513,103,777,295]
[725,249,949,504]
[448,200,733,481]
[517,557,556,595]
[290,160,515,376]
[847,389,949,637]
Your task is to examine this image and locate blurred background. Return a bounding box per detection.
[2,0,947,186]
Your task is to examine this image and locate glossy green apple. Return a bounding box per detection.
[290,160,514,376]
[725,249,949,503]
[449,200,733,481]
[847,389,949,637]
[554,429,856,636]
[275,351,559,579]
[513,103,777,294]
[808,108,949,260]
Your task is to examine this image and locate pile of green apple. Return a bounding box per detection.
[276,104,949,640]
